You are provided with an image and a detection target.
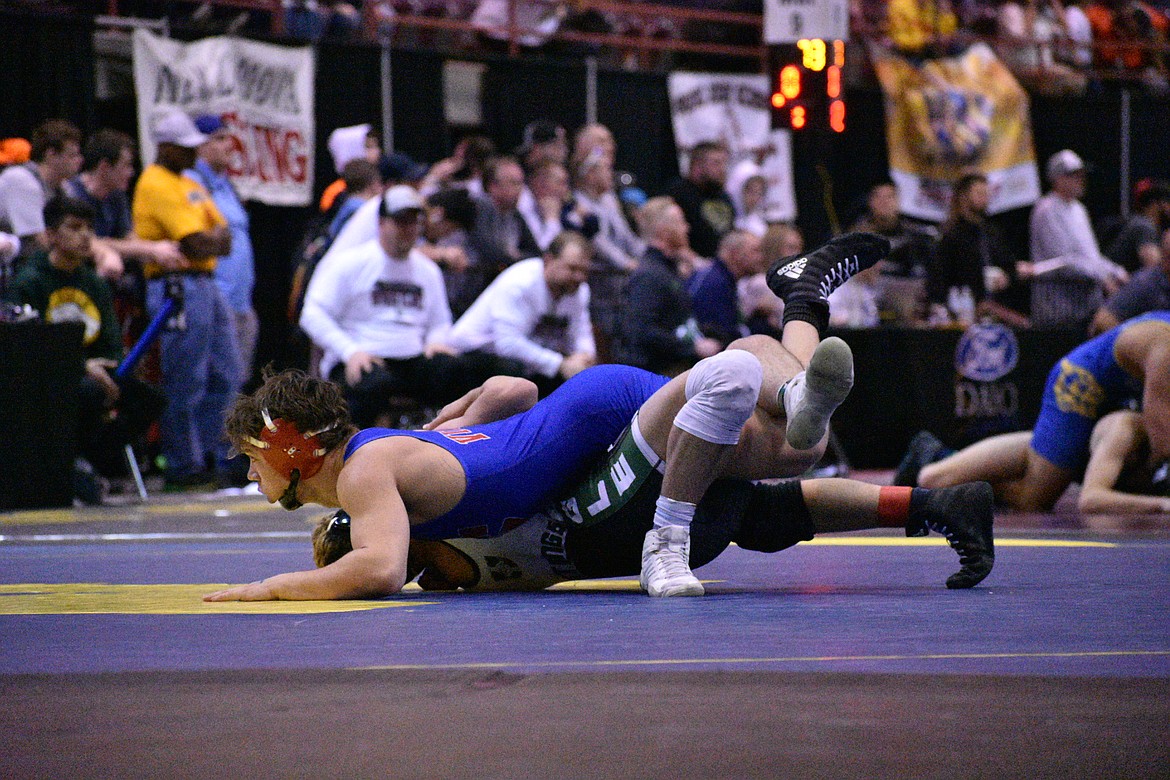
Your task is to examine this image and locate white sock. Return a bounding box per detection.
[653,495,696,532]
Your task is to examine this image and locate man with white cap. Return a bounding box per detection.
[1022,149,1128,331]
[131,106,241,488]
[301,184,485,427]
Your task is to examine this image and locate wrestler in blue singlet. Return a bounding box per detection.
[343,364,670,540]
[1032,311,1170,472]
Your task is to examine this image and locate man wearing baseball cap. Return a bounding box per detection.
[131,106,241,488]
[300,184,488,427]
[1023,149,1128,330]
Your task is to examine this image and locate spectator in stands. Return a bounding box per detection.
[1021,149,1128,330]
[739,222,800,336]
[514,121,569,248]
[471,0,569,48]
[329,158,383,240]
[995,0,1088,94]
[1062,0,1097,67]
[132,107,240,488]
[569,123,617,172]
[5,196,164,503]
[421,186,478,305]
[1106,178,1170,272]
[381,150,429,188]
[565,146,643,362]
[518,159,571,251]
[458,155,540,315]
[517,120,569,172]
[616,196,721,375]
[320,123,380,213]
[666,140,735,260]
[1085,0,1169,85]
[888,0,961,58]
[299,185,458,427]
[188,115,259,387]
[284,0,361,42]
[316,149,433,273]
[849,181,933,325]
[1090,227,1170,333]
[63,128,184,277]
[688,229,764,347]
[927,172,1030,328]
[0,119,83,262]
[419,135,496,199]
[725,159,770,238]
[444,230,595,395]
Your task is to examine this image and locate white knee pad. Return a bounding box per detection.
[673,349,763,445]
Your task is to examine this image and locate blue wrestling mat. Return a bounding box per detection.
[2,491,1168,778]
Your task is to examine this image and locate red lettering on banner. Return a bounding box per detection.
[219,111,308,185]
[439,429,491,445]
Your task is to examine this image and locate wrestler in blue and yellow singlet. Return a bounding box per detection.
[1032,311,1170,472]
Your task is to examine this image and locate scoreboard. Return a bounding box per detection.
[769,39,846,133]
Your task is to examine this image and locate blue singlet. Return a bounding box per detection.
[343,364,670,540]
[1032,311,1170,472]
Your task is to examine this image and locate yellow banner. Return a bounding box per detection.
[872,42,1040,221]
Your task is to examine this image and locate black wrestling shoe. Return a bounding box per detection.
[917,481,995,589]
[766,232,890,306]
[897,431,952,537]
[893,431,949,488]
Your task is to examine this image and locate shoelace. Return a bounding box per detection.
[647,537,693,581]
[928,519,981,566]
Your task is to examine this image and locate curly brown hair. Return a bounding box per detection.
[225,367,357,455]
[311,510,353,568]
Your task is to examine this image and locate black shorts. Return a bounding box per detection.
[547,425,816,580]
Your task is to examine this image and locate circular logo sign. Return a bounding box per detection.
[954,322,1019,382]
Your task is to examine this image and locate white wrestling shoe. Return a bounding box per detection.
[640,525,704,597]
[781,336,854,451]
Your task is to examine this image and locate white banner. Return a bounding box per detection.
[764,0,849,44]
[132,30,315,206]
[667,72,796,221]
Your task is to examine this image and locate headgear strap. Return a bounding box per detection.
[244,409,338,481]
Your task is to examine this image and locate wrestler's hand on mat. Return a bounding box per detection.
[203,580,278,602]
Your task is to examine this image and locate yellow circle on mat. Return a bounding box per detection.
[0,583,436,615]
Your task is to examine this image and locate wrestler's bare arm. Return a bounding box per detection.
[424,375,539,430]
[204,459,412,601]
[1140,342,1170,464]
[1079,411,1170,515]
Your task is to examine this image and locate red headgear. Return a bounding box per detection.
[244,410,337,480]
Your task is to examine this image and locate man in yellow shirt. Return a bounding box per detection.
[132,107,241,487]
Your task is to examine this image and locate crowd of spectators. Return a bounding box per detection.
[6,110,1168,507]
[78,2,1170,89]
[4,0,1170,505]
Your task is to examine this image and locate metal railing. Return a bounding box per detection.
[86,0,1170,83]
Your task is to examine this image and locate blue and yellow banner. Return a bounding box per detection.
[872,42,1040,221]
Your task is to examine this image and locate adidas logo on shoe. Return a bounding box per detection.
[778,257,807,279]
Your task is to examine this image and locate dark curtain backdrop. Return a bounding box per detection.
[481,58,589,157]
[597,69,680,196]
[0,12,96,137]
